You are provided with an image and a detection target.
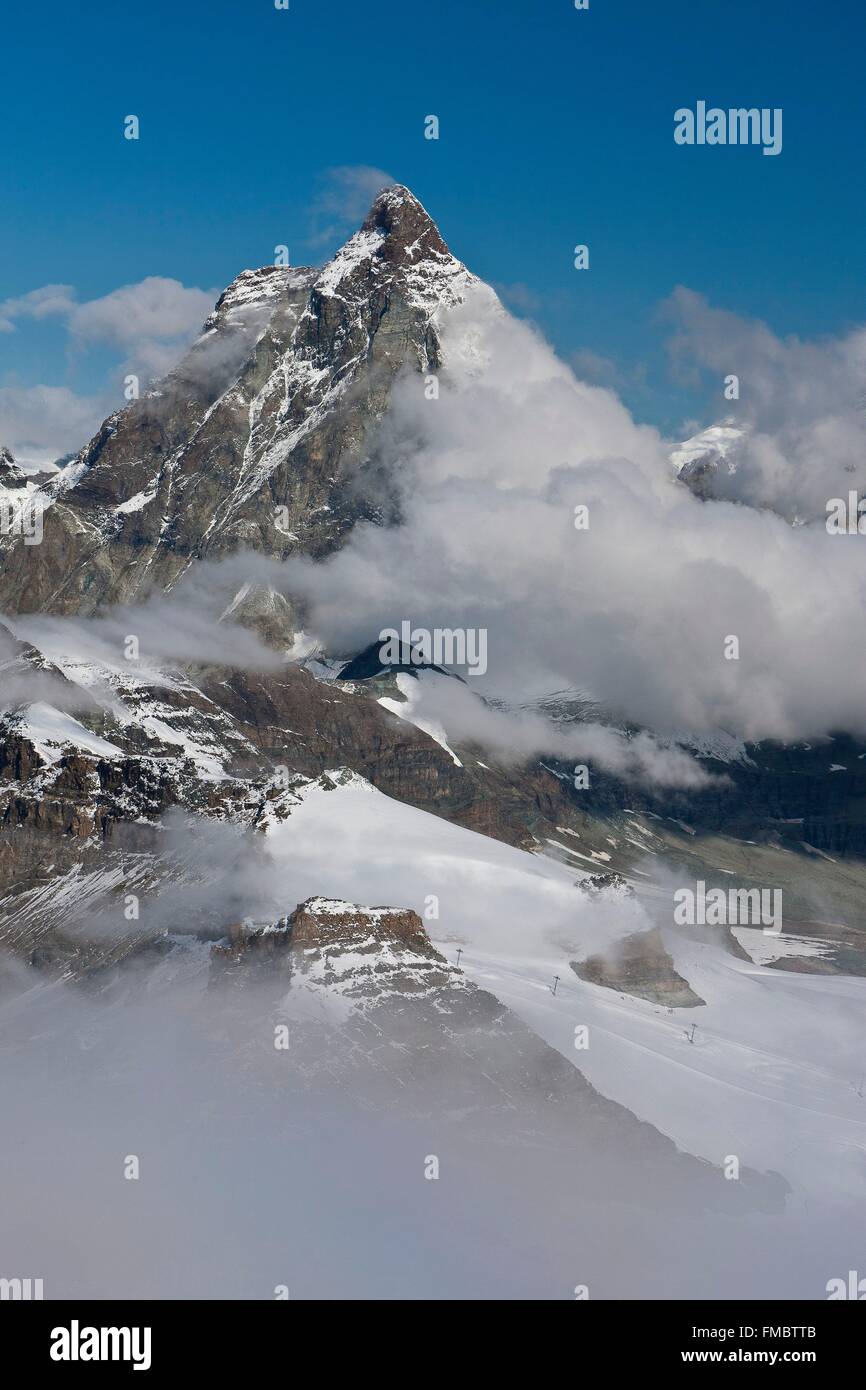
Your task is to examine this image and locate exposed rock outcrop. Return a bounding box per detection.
[572,926,705,1008]
[212,896,462,1004]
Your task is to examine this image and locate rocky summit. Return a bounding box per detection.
[0,187,480,616]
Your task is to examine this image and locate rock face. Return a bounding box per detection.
[572,926,705,1008]
[213,896,463,1003]
[0,187,481,616]
[218,582,302,651]
[571,872,706,1006]
[281,897,433,954]
[576,870,634,899]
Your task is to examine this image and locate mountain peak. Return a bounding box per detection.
[360,183,451,264]
[0,185,477,614]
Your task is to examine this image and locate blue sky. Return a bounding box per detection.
[2,0,864,459]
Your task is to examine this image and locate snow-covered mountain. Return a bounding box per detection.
[0,187,489,616]
[1,185,865,944]
[1,185,865,1298]
[0,445,27,492]
[671,419,749,498]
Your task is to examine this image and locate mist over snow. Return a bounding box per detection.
[0,941,848,1302]
[11,585,287,679]
[2,785,863,1300]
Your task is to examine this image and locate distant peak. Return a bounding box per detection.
[0,445,27,489]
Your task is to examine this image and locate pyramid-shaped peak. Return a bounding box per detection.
[361,183,451,262]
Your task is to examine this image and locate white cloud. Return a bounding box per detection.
[67,277,215,351]
[0,284,77,333]
[568,347,624,387]
[381,671,716,787]
[308,165,396,246]
[493,282,542,314]
[0,277,218,463]
[16,594,286,676]
[0,384,109,468]
[278,284,866,747]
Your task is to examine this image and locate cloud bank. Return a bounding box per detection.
[0,277,217,465]
[276,286,866,746]
[665,286,866,519]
